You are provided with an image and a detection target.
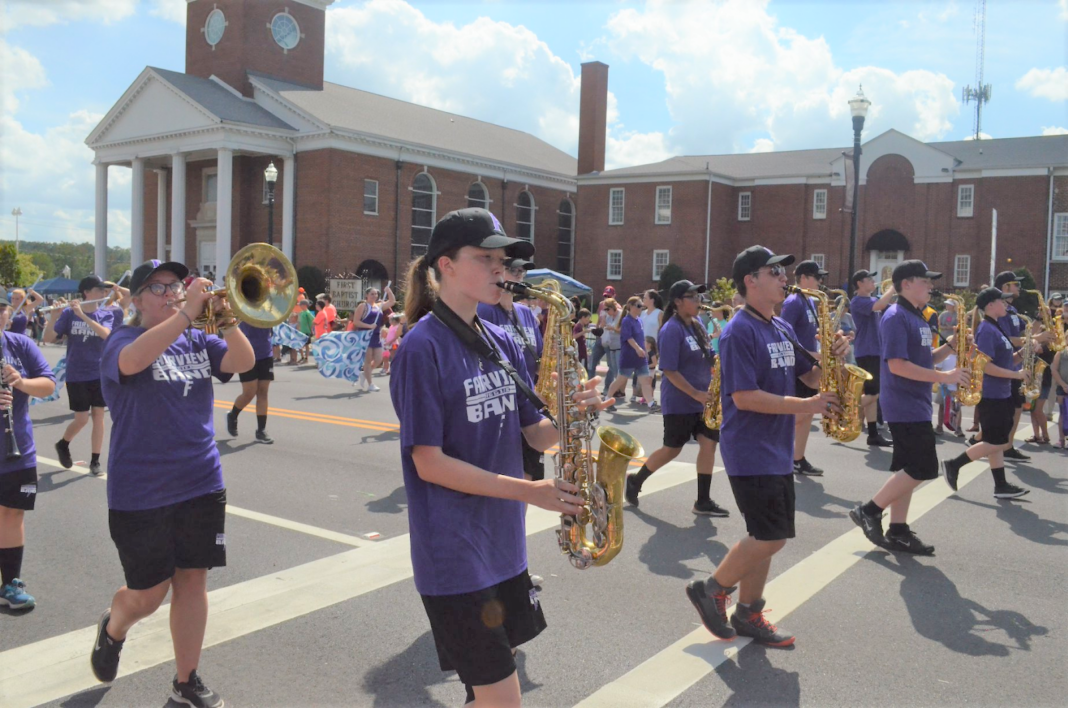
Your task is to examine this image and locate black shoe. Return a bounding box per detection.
[1003,447,1030,461]
[693,499,730,517]
[730,599,795,647]
[884,529,935,556]
[793,458,824,477]
[685,579,737,639]
[89,461,103,476]
[55,440,73,469]
[226,411,238,437]
[967,435,979,446]
[90,609,123,683]
[255,430,274,444]
[941,458,962,492]
[849,504,886,547]
[172,669,224,708]
[867,434,893,447]
[993,483,1030,499]
[625,474,640,506]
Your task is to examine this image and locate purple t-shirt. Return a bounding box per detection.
[0,333,55,477]
[976,318,1014,400]
[998,305,1023,371]
[658,316,714,416]
[719,310,813,477]
[360,304,384,349]
[850,295,882,358]
[239,321,274,360]
[101,326,232,511]
[8,313,28,335]
[477,302,544,379]
[52,306,119,382]
[879,302,935,423]
[780,292,818,352]
[389,314,543,596]
[618,314,646,369]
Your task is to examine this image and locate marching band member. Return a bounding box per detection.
[390,208,607,707]
[226,321,277,444]
[687,247,845,647]
[941,287,1031,498]
[43,276,128,476]
[7,288,42,335]
[780,260,826,476]
[849,270,895,446]
[90,260,254,708]
[0,290,56,611]
[625,281,728,515]
[605,296,657,412]
[850,261,968,555]
[354,285,397,392]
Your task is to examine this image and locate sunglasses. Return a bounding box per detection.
[506,267,526,277]
[750,264,786,278]
[138,281,184,297]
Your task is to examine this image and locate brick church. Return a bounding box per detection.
[88,0,1068,298]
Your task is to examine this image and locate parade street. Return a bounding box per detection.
[2,345,1066,708]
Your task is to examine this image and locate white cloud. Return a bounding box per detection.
[1061,0,1068,20]
[1015,67,1068,101]
[149,0,186,25]
[749,138,775,153]
[0,0,136,32]
[963,132,993,141]
[1042,126,1068,136]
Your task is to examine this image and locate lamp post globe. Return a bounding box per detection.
[847,86,870,292]
[264,162,278,246]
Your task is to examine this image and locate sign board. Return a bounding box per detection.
[328,278,363,312]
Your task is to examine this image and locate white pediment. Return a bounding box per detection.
[836,129,958,184]
[87,69,219,147]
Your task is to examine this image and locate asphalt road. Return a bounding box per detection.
[2,343,1066,708]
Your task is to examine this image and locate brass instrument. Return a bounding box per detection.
[39,292,118,314]
[500,280,643,569]
[881,278,895,296]
[699,304,732,430]
[942,294,989,406]
[1027,289,1065,352]
[1019,315,1047,402]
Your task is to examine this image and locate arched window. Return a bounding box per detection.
[557,199,575,276]
[411,172,436,260]
[467,181,489,210]
[516,190,534,244]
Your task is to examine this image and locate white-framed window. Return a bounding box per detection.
[655,186,672,224]
[410,172,436,260]
[652,250,670,280]
[811,254,826,271]
[609,188,625,225]
[557,199,575,276]
[516,190,535,244]
[363,179,378,215]
[738,192,751,221]
[954,255,971,286]
[1053,213,1068,261]
[467,181,489,210]
[813,189,827,219]
[957,184,974,218]
[607,249,623,280]
[203,168,218,204]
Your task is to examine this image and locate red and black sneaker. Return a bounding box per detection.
[685,579,737,639]
[730,599,795,647]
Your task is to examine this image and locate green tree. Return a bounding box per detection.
[297,266,326,304]
[15,254,42,286]
[657,263,685,303]
[1013,267,1039,319]
[708,277,737,307]
[29,252,55,278]
[0,243,22,286]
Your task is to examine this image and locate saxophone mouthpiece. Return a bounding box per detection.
[498,281,533,296]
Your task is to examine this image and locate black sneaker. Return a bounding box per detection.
[793,458,824,477]
[884,529,935,555]
[968,436,979,446]
[941,458,962,492]
[89,461,103,476]
[90,609,123,683]
[225,411,238,437]
[625,474,640,506]
[255,430,274,444]
[730,599,795,647]
[172,669,224,708]
[693,499,730,517]
[849,504,886,547]
[1003,447,1030,461]
[867,433,893,447]
[993,483,1030,499]
[685,579,737,639]
[55,440,73,469]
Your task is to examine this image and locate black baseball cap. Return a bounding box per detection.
[993,271,1019,289]
[732,246,795,286]
[851,269,874,285]
[130,259,190,295]
[78,275,113,294]
[892,260,941,286]
[976,287,1012,310]
[425,208,534,265]
[795,260,828,278]
[504,257,534,270]
[668,280,708,301]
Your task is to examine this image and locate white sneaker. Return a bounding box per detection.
[630,396,638,403]
[368,384,381,392]
[360,378,369,391]
[530,574,544,588]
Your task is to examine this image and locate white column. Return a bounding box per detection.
[94,163,108,278]
[170,153,187,265]
[130,157,145,269]
[282,154,295,261]
[215,148,234,284]
[155,169,167,260]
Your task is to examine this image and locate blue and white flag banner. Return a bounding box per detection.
[272,323,309,349]
[31,356,65,406]
[312,330,371,382]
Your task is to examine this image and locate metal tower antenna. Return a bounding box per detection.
[962,0,992,139]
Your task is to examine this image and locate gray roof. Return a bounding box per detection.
[931,135,1068,170]
[151,67,295,131]
[252,74,577,177]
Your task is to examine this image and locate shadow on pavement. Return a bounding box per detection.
[36,468,90,494]
[792,478,855,520]
[716,644,801,707]
[366,485,408,514]
[630,509,727,579]
[362,630,451,707]
[953,497,1068,547]
[215,439,260,456]
[358,429,400,444]
[291,391,359,401]
[1010,463,1068,496]
[57,685,109,707]
[28,413,75,427]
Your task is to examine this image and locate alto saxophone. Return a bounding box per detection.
[499,280,643,569]
[1019,315,1047,402]
[942,294,989,406]
[1027,289,1065,353]
[699,304,733,430]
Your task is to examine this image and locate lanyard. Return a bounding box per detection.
[499,303,540,367]
[743,305,819,367]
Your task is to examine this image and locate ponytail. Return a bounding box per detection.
[402,247,460,328]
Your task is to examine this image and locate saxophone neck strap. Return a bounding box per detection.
[744,306,820,368]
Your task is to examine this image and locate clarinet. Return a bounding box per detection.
[0,330,22,461]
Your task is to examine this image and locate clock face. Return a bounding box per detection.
[271,13,300,50]
[204,8,225,46]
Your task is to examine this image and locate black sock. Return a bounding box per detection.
[230,405,242,417]
[91,453,100,465]
[861,500,883,517]
[634,464,654,487]
[867,421,878,436]
[0,546,24,586]
[952,451,971,467]
[888,522,909,535]
[991,467,1007,486]
[697,473,712,503]
[257,415,267,432]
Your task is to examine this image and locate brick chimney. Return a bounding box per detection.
[578,61,609,175]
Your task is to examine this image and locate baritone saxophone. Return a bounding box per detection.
[699,304,733,430]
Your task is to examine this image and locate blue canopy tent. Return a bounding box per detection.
[523,269,591,300]
[34,277,80,296]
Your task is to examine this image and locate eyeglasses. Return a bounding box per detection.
[750,265,786,278]
[506,267,526,277]
[138,281,184,297]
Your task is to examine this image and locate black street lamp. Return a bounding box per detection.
[264,161,279,246]
[847,86,870,293]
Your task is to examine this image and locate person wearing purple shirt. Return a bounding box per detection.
[849,269,896,447]
[850,261,968,557]
[225,321,278,444]
[44,275,129,476]
[390,208,607,707]
[942,287,1031,500]
[686,247,845,649]
[0,290,57,612]
[605,296,657,411]
[353,284,397,392]
[625,281,728,516]
[779,260,826,477]
[89,260,254,707]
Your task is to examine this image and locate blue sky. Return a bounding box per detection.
[2,0,1065,247]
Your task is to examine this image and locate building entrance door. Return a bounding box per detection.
[870,250,905,284]
[199,240,217,282]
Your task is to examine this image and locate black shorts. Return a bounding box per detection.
[521,438,545,481]
[795,379,818,399]
[421,570,546,687]
[108,490,227,590]
[856,355,881,396]
[67,379,106,412]
[663,412,719,447]
[1010,379,1025,409]
[977,397,1014,446]
[0,467,37,511]
[727,474,795,541]
[238,356,275,383]
[887,422,938,481]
